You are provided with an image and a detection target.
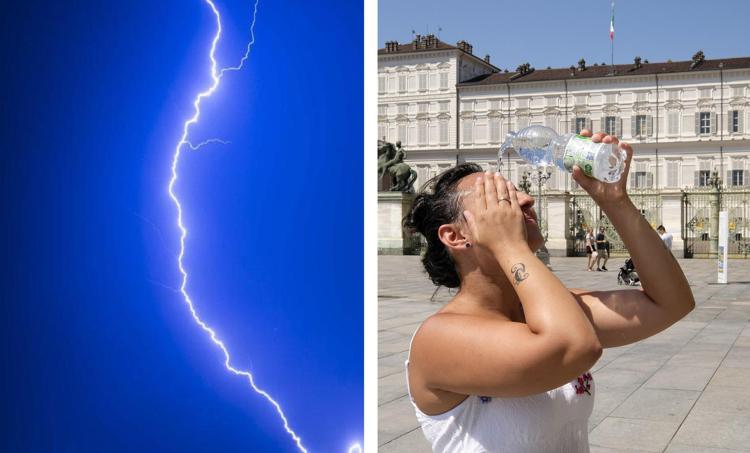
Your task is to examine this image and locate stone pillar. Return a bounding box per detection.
[546,192,571,256]
[378,192,419,255]
[661,192,684,256]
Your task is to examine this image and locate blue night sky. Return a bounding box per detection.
[1,0,362,451]
[379,0,750,70]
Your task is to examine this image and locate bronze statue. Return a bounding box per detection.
[378,140,417,193]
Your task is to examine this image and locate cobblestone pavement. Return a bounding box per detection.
[378,256,750,452]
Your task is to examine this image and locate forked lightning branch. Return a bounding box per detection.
[166,1,361,451]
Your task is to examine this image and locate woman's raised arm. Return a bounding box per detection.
[568,132,695,348]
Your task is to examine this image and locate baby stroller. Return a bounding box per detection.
[617,258,640,286]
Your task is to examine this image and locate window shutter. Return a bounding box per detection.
[694,171,700,187]
[599,118,606,133]
[744,170,749,186]
[646,172,654,188]
[617,118,623,137]
[570,119,576,134]
[727,170,732,187]
[711,112,718,135]
[647,115,654,137]
[721,110,733,134]
[739,111,745,134]
[695,112,700,135]
[631,116,637,138]
[629,171,636,188]
[588,119,594,133]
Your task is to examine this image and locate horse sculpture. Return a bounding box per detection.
[377,140,417,193]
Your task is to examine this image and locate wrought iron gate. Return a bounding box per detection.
[567,190,662,257]
[682,189,750,258]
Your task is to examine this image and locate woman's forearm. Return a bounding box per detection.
[603,199,695,318]
[494,246,601,353]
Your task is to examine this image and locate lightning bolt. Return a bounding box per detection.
[166,1,314,451]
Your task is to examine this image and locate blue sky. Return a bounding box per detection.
[1,0,362,451]
[379,0,750,70]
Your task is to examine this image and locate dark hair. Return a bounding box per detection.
[403,163,483,288]
[657,225,665,231]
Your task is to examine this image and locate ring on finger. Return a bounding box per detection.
[498,197,511,204]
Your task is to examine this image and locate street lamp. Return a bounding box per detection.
[708,169,723,257]
[526,167,553,267]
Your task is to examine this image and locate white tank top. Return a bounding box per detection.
[406,330,595,453]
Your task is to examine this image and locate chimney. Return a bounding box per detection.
[413,34,421,50]
[456,40,473,54]
[484,54,491,64]
[690,50,705,70]
[634,56,642,69]
[425,34,437,48]
[577,58,586,71]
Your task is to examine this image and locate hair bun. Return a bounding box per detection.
[403,193,433,235]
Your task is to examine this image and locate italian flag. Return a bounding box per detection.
[610,1,615,41]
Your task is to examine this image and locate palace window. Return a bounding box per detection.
[462,120,473,144]
[439,120,449,144]
[697,170,711,186]
[633,171,652,188]
[668,112,679,135]
[418,73,428,91]
[439,72,449,89]
[398,75,407,92]
[418,121,427,145]
[634,115,647,137]
[574,117,587,134]
[731,169,745,187]
[666,160,679,187]
[378,76,386,94]
[490,118,501,143]
[397,124,407,142]
[699,112,711,134]
[604,116,617,135]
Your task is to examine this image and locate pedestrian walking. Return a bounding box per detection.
[657,225,673,250]
[596,226,610,271]
[585,227,597,271]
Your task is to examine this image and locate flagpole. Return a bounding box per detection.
[610,0,615,75]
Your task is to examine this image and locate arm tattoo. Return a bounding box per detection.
[511,263,529,286]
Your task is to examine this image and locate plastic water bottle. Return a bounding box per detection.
[498,125,627,183]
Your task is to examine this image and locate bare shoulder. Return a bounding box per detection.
[412,311,517,355]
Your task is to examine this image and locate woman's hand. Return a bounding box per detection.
[462,172,528,256]
[572,130,634,211]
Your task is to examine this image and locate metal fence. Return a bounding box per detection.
[682,188,750,258]
[567,189,662,257]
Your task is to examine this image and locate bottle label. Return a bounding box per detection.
[563,135,597,177]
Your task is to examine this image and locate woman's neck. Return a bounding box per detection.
[451,268,523,321]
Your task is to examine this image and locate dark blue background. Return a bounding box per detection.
[1,1,362,451]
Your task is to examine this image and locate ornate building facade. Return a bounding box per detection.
[379,36,750,256]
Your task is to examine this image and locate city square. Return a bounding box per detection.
[379,255,750,452]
